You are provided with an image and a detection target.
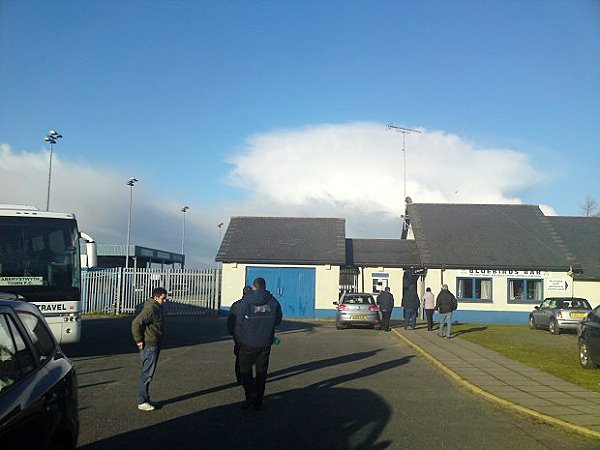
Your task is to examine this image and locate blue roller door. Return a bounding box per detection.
[245,267,316,318]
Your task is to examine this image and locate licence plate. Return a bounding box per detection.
[570,312,586,318]
[351,315,367,320]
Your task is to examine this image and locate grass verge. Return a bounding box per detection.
[452,323,600,392]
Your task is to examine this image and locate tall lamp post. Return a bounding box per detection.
[218,222,224,242]
[44,129,62,211]
[181,206,189,256]
[125,177,138,269]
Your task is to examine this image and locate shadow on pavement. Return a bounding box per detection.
[79,356,414,450]
[65,317,316,358]
[80,387,392,450]
[160,349,386,407]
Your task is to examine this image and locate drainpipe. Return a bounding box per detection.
[361,267,365,292]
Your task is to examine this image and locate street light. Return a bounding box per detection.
[44,129,62,211]
[181,206,189,256]
[125,177,138,269]
[218,222,224,242]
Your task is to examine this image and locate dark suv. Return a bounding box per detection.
[0,294,78,449]
[578,306,600,369]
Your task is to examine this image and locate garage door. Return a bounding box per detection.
[245,267,316,318]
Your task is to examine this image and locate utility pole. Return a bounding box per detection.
[387,124,421,202]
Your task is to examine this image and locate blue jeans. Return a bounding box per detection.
[438,312,453,337]
[405,308,417,329]
[138,345,160,404]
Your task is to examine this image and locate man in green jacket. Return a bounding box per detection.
[132,287,167,411]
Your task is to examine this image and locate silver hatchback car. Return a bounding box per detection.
[529,297,592,335]
[334,292,380,330]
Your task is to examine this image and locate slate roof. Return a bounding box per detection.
[216,217,346,265]
[547,217,600,281]
[346,239,421,268]
[406,203,577,272]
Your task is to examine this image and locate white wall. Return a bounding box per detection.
[574,280,600,308]
[359,267,404,296]
[418,268,583,312]
[221,263,248,307]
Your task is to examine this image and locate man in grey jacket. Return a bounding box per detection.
[131,287,167,411]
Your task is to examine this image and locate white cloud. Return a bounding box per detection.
[0,123,550,266]
[227,122,544,237]
[0,143,221,267]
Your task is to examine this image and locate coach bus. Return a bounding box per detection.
[0,204,97,343]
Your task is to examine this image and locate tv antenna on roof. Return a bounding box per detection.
[386,124,421,202]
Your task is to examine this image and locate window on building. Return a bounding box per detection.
[508,279,543,302]
[457,278,492,301]
[372,273,389,293]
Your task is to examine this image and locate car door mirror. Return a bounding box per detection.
[534,306,539,310]
[333,301,338,305]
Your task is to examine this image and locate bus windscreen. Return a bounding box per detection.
[0,217,80,301]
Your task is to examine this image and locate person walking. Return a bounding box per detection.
[403,288,420,330]
[227,286,252,385]
[436,284,458,339]
[422,287,436,331]
[235,277,282,410]
[131,287,167,411]
[376,287,394,331]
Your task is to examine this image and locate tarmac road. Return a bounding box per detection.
[68,317,599,450]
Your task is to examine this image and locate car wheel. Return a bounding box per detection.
[528,315,538,330]
[549,319,560,335]
[579,340,597,369]
[336,321,344,330]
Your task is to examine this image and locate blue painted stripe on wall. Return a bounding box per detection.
[224,306,530,324]
[314,308,531,324]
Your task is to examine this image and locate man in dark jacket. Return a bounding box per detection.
[131,287,167,411]
[403,289,420,330]
[227,286,252,385]
[436,284,458,339]
[376,287,394,332]
[235,277,282,410]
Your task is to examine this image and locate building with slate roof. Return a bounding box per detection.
[405,203,600,323]
[216,205,600,323]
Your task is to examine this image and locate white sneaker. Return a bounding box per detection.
[138,402,155,411]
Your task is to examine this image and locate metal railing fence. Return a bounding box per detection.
[81,268,221,316]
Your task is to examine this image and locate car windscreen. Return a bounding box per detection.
[342,295,375,305]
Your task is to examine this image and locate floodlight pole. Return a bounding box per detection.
[125,177,138,269]
[181,206,189,255]
[387,124,421,201]
[44,130,62,211]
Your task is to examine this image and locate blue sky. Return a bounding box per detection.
[1,1,599,266]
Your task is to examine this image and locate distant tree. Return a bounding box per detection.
[580,196,598,217]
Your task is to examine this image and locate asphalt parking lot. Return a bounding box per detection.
[67,316,599,450]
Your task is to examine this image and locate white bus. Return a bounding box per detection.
[0,205,97,344]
